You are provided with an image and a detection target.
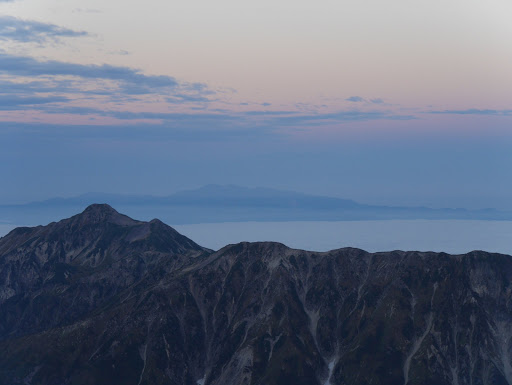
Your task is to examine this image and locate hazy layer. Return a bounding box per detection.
[170,220,512,254]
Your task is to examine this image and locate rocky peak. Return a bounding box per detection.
[0,205,208,320]
[82,203,117,214]
[73,203,137,226]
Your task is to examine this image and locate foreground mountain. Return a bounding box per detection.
[0,204,207,339]
[0,205,511,385]
[1,185,510,227]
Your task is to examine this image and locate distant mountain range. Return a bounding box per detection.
[0,205,511,384]
[1,184,510,226]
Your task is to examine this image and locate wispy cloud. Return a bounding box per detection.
[166,94,213,104]
[0,51,412,135]
[346,96,385,105]
[0,94,68,109]
[346,96,365,102]
[0,106,416,142]
[244,110,299,116]
[98,110,237,123]
[0,16,87,43]
[0,93,416,138]
[429,108,512,116]
[0,51,217,122]
[36,102,412,124]
[268,110,415,127]
[0,78,142,97]
[0,53,178,89]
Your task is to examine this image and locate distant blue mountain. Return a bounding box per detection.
[0,185,510,226]
[160,185,364,209]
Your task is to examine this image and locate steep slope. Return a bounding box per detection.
[0,204,208,339]
[0,208,511,385]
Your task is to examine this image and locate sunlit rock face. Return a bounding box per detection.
[0,205,511,385]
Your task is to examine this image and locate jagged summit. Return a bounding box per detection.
[82,203,117,213]
[0,205,206,311]
[74,203,137,226]
[0,203,205,259]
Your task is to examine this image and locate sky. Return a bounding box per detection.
[1,0,511,209]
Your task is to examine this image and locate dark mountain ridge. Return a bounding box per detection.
[0,205,511,385]
[0,204,207,339]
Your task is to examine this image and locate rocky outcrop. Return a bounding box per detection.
[0,206,511,385]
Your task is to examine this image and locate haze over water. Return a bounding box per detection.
[173,220,512,254]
